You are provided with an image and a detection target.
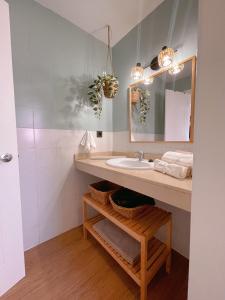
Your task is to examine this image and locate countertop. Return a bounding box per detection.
[75,157,192,212]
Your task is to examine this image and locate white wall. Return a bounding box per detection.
[17,128,113,250]
[188,1,225,299]
[155,200,191,258]
[165,90,191,141]
[18,128,192,258]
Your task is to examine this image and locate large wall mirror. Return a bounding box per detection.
[129,56,196,143]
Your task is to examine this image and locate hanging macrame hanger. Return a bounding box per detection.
[106,25,114,75]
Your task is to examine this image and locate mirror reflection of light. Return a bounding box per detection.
[162,56,173,67]
[131,63,144,81]
[168,63,184,75]
[144,77,154,85]
[133,72,142,80]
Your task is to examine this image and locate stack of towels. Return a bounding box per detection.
[154,151,193,179]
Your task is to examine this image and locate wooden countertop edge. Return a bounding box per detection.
[75,159,192,212]
[75,158,192,194]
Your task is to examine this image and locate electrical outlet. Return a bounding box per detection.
[96,131,103,138]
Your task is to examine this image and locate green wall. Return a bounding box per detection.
[112,0,198,132]
[8,0,113,131]
[8,0,198,133]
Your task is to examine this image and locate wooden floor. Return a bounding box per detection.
[1,227,189,300]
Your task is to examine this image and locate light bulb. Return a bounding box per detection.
[131,63,144,81]
[144,77,154,85]
[158,47,175,68]
[168,63,184,75]
[162,55,173,67]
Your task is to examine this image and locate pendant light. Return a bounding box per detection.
[131,63,144,81]
[168,63,184,75]
[131,5,143,81]
[158,46,175,68]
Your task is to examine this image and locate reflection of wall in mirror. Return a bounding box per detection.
[165,89,191,141]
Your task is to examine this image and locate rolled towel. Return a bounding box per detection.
[154,159,191,179]
[161,151,193,168]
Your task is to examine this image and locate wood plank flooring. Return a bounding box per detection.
[1,227,189,300]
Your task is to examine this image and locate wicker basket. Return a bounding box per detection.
[109,193,149,219]
[89,180,121,205]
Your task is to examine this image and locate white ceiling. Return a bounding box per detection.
[35,0,164,46]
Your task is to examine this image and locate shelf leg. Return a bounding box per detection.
[165,217,172,274]
[82,200,88,240]
[140,237,148,300]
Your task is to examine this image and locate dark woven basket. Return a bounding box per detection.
[109,188,155,219]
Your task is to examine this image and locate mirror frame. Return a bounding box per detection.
[128,55,197,143]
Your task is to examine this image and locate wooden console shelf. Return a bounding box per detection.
[82,193,172,300]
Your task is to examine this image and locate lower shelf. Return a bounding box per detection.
[84,215,169,286]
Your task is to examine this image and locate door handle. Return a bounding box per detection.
[0,153,13,163]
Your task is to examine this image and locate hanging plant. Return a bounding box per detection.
[134,88,151,124]
[88,76,103,118]
[88,74,119,118]
[88,25,119,118]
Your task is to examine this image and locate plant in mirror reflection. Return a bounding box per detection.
[133,88,151,124]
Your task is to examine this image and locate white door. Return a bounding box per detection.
[165,89,191,141]
[0,0,25,296]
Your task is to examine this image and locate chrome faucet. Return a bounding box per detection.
[136,150,144,161]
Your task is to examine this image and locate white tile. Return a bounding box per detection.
[18,149,39,250]
[17,128,35,151]
[34,129,85,150]
[59,166,77,231]
[95,131,113,152]
[18,128,113,249]
[58,147,84,231]
[34,129,61,149]
[35,147,62,243]
[35,147,59,169]
[37,172,62,243]
[38,196,62,243]
[56,130,83,149]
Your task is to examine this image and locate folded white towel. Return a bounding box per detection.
[80,130,96,153]
[161,151,193,168]
[154,159,191,179]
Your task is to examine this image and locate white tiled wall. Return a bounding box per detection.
[18,128,192,257]
[17,128,113,250]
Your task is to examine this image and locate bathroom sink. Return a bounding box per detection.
[106,158,154,170]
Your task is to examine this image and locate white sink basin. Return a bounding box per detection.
[106,158,154,170]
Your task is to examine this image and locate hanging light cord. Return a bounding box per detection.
[136,22,141,64]
[136,0,143,64]
[106,24,114,74]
